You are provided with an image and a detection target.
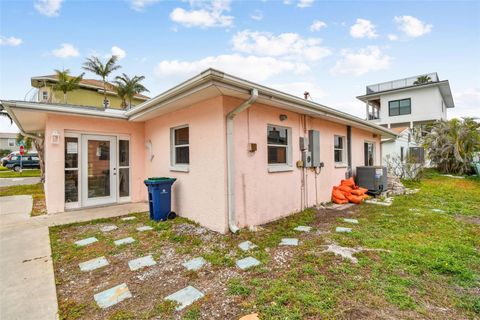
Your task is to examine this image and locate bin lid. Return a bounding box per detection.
[144,177,177,184]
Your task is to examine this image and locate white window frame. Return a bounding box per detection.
[7,139,15,147]
[117,136,131,203]
[267,124,293,173]
[170,124,189,172]
[42,91,49,102]
[334,135,347,166]
[64,133,81,210]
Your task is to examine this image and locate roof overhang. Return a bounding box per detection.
[1,101,127,133]
[5,69,398,139]
[356,80,455,108]
[127,69,397,138]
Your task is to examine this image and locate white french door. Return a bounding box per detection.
[81,135,117,207]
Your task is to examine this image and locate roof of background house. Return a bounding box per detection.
[356,72,454,108]
[390,126,409,134]
[4,69,398,139]
[0,132,18,138]
[31,75,150,100]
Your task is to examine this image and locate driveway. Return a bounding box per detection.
[0,177,41,187]
[0,196,148,320]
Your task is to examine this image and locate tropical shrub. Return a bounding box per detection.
[424,118,480,174]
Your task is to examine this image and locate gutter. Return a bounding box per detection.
[226,88,258,233]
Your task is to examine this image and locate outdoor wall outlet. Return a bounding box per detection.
[248,143,257,152]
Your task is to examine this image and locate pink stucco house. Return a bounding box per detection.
[2,69,396,233]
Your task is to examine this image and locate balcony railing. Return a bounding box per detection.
[366,72,439,94]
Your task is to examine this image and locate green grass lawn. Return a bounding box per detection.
[0,183,46,216]
[0,168,41,178]
[49,172,480,319]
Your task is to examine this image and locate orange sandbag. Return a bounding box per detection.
[362,194,370,200]
[332,196,349,204]
[341,177,355,187]
[332,188,346,200]
[351,187,368,196]
[346,194,364,204]
[338,185,353,193]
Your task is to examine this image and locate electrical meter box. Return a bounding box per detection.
[308,130,320,167]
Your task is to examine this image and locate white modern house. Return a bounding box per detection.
[356,72,455,164]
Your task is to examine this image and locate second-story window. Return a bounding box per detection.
[389,98,411,116]
[42,91,48,101]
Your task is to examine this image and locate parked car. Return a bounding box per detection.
[1,151,20,167]
[4,153,40,171]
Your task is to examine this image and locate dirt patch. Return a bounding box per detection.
[455,215,480,225]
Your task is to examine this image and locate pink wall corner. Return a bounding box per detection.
[224,97,381,229]
[44,114,146,214]
[144,96,228,234]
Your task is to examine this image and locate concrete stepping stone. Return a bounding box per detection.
[114,237,135,246]
[100,225,118,232]
[238,240,258,252]
[294,226,312,232]
[432,209,446,213]
[79,256,109,272]
[343,218,359,224]
[121,216,136,221]
[74,237,98,247]
[182,257,206,271]
[336,227,352,233]
[239,314,260,320]
[279,238,299,246]
[165,285,204,310]
[128,255,156,271]
[236,257,261,270]
[94,283,132,309]
[136,226,153,232]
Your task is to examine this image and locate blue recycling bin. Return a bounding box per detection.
[144,177,177,221]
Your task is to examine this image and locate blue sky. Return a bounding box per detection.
[1,0,479,132]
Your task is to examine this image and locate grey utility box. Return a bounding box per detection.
[355,166,387,194]
[308,130,320,167]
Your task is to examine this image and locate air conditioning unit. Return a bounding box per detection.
[355,166,387,194]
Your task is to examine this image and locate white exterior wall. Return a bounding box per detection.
[377,86,447,127]
[381,129,417,165]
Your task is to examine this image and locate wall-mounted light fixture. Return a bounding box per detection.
[279,114,288,121]
[51,130,60,144]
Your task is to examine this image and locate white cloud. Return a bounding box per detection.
[330,46,392,76]
[170,0,234,28]
[111,46,126,60]
[154,54,310,83]
[394,15,432,38]
[269,81,327,99]
[310,20,327,32]
[0,36,23,46]
[34,0,63,17]
[297,0,314,8]
[51,43,80,58]
[449,88,480,119]
[130,0,159,11]
[350,18,378,39]
[232,30,331,61]
[250,10,263,21]
[388,34,398,41]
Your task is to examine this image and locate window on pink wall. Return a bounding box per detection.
[171,125,189,165]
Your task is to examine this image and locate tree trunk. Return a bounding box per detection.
[63,92,67,103]
[103,77,107,109]
[32,134,45,183]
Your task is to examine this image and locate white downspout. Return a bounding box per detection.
[226,88,259,233]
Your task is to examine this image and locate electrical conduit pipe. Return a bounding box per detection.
[226,88,259,233]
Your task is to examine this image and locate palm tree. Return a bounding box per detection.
[82,55,121,107]
[413,75,432,85]
[113,73,149,109]
[52,69,84,104]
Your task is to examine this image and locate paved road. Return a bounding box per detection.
[0,196,148,320]
[0,177,41,187]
